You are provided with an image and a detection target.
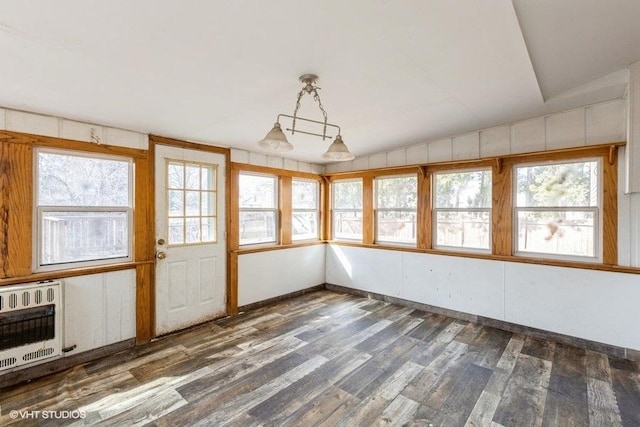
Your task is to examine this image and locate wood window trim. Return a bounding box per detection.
[1,133,154,280]
[230,163,324,251]
[231,162,322,180]
[233,240,326,255]
[279,176,293,245]
[323,142,623,269]
[1,130,147,159]
[0,261,152,287]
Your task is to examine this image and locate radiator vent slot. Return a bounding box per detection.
[9,294,17,309]
[22,291,30,306]
[23,348,55,361]
[35,290,42,304]
[47,288,55,303]
[0,357,17,368]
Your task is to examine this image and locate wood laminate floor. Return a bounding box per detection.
[1,290,639,426]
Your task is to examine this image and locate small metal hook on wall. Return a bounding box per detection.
[90,127,101,144]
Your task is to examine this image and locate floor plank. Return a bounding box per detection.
[0,289,637,426]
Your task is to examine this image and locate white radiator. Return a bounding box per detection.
[0,280,63,372]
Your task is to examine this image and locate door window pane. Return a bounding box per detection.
[166,160,217,245]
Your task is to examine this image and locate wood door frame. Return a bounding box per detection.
[140,135,232,343]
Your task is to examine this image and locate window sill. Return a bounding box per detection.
[234,240,325,255]
[0,260,151,287]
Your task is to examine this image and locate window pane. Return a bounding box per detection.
[201,166,215,191]
[516,161,598,207]
[333,180,362,209]
[168,190,184,217]
[435,170,491,208]
[201,192,215,216]
[292,180,318,209]
[167,162,184,189]
[376,176,417,209]
[202,217,216,242]
[516,210,595,257]
[239,174,276,208]
[168,218,184,244]
[186,191,200,216]
[186,217,200,243]
[38,152,130,206]
[377,211,417,243]
[292,212,318,241]
[435,211,491,250]
[40,211,128,265]
[333,211,363,240]
[185,165,200,190]
[240,211,277,245]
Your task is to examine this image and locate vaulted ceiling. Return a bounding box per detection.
[1,1,639,163]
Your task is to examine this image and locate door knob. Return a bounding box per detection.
[157,251,167,260]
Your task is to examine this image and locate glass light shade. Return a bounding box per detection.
[322,135,355,161]
[258,123,294,152]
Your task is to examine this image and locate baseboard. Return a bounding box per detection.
[238,284,326,312]
[325,283,638,361]
[0,338,135,389]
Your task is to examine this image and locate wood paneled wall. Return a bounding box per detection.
[0,130,155,343]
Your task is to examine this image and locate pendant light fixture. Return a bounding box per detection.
[258,74,354,161]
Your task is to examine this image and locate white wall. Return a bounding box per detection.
[0,108,149,150]
[230,148,325,175]
[325,99,626,173]
[617,147,640,267]
[238,245,326,306]
[64,270,136,354]
[326,245,640,351]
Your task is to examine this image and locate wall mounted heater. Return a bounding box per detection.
[0,280,63,373]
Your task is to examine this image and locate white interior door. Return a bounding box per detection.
[155,145,226,335]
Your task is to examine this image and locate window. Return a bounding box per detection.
[514,159,600,260]
[375,175,417,244]
[239,173,278,245]
[167,160,217,245]
[36,149,133,269]
[332,179,363,240]
[292,179,319,241]
[433,169,492,251]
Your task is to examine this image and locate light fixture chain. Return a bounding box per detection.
[312,88,329,139]
[291,88,306,134]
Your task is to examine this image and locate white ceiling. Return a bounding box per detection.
[0,0,639,163]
